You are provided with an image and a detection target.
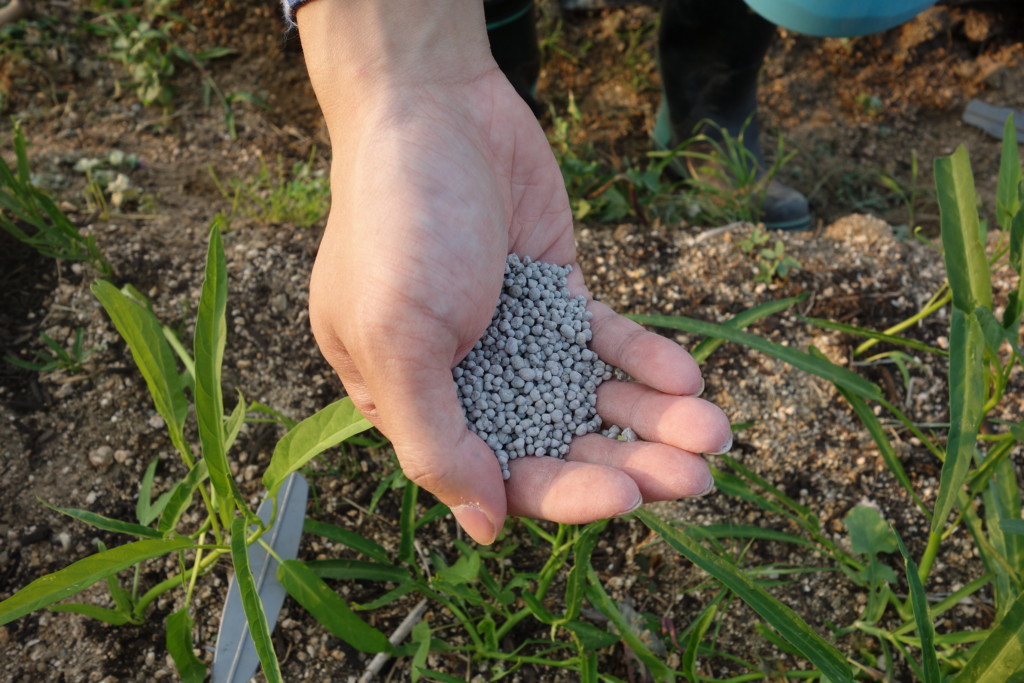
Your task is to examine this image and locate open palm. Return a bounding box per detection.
[307,63,730,545]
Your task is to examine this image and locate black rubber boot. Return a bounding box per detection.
[656,0,811,230]
[485,0,543,116]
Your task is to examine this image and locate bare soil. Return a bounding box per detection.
[0,2,1022,681]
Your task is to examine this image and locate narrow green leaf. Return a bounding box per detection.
[893,530,940,683]
[229,517,282,683]
[697,524,814,548]
[306,558,411,584]
[683,601,718,681]
[136,457,173,527]
[49,602,132,625]
[411,619,431,683]
[92,280,189,455]
[166,608,206,683]
[0,538,193,625]
[635,509,854,682]
[935,145,993,313]
[931,310,986,536]
[520,591,556,624]
[984,459,1023,614]
[997,114,1021,231]
[566,520,606,622]
[1005,197,1024,331]
[1000,520,1024,537]
[689,294,808,364]
[194,222,245,523]
[223,391,248,455]
[585,569,674,681]
[303,519,391,563]
[838,387,927,516]
[627,314,882,402]
[802,316,948,357]
[399,479,418,567]
[263,397,372,496]
[977,306,1011,357]
[45,503,162,539]
[565,619,621,651]
[416,668,468,683]
[158,460,209,535]
[952,589,1024,682]
[277,559,391,653]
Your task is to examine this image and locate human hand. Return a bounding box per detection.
[298,0,731,544]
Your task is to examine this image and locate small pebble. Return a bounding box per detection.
[88,445,114,469]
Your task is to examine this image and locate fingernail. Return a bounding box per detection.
[451,504,500,545]
[708,432,733,455]
[617,492,644,517]
[695,474,716,497]
[695,377,705,397]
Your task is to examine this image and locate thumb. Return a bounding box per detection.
[369,359,508,545]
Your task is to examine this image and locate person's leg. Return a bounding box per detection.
[485,0,543,116]
[657,0,811,230]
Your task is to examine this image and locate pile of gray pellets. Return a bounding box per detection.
[453,254,617,480]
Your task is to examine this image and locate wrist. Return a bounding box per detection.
[297,0,496,127]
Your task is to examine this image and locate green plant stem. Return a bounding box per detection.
[916,530,943,585]
[184,531,206,606]
[133,547,227,619]
[856,287,952,356]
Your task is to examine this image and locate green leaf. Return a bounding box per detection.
[263,397,372,496]
[520,591,556,624]
[893,530,940,683]
[683,601,718,680]
[194,221,245,524]
[277,559,391,653]
[92,280,189,457]
[931,309,986,536]
[158,460,209,535]
[985,459,1024,614]
[302,519,390,563]
[306,559,411,584]
[997,114,1021,231]
[627,313,882,402]
[566,520,606,623]
[1000,520,1024,537]
[585,570,674,681]
[935,145,993,313]
[802,316,948,357]
[411,619,431,683]
[137,457,173,527]
[565,619,621,651]
[399,479,418,567]
[844,506,897,557]
[977,306,1010,357]
[229,517,282,683]
[837,387,927,516]
[223,391,248,455]
[166,608,206,683]
[45,503,162,539]
[1006,196,1024,331]
[635,509,854,682]
[49,602,132,625]
[952,589,1024,683]
[689,294,808,364]
[0,538,193,626]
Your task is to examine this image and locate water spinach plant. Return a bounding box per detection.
[628,116,1024,679]
[0,220,380,681]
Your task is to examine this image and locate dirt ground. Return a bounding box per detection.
[1,1,1023,681]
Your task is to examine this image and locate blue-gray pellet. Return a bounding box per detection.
[453,255,614,479]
